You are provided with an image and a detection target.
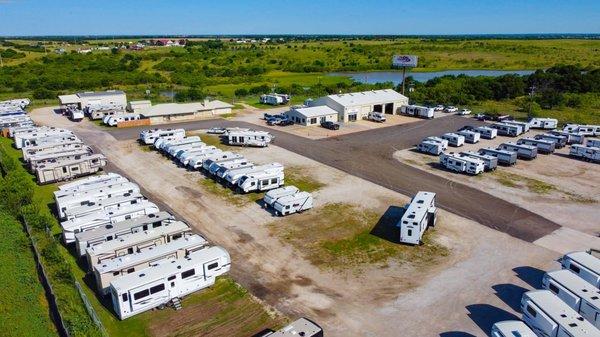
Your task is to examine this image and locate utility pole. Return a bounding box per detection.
[0,52,3,67]
[528,85,536,118]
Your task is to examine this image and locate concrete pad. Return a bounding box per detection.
[534,227,600,254]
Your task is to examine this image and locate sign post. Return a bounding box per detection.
[392,55,418,95]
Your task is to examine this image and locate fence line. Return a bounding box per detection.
[75,281,108,337]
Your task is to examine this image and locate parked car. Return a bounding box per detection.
[457,109,472,115]
[444,106,458,113]
[495,115,514,122]
[321,121,340,130]
[278,120,294,126]
[458,125,478,132]
[434,105,445,111]
[476,113,493,121]
[266,117,282,126]
[207,127,227,134]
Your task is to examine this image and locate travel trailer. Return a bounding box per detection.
[15,129,74,149]
[22,141,87,162]
[94,234,208,295]
[536,133,568,148]
[478,148,518,166]
[183,149,223,168]
[586,139,600,148]
[417,140,444,155]
[139,128,185,145]
[177,146,218,166]
[86,221,192,270]
[226,130,273,147]
[569,145,600,163]
[491,321,536,337]
[105,113,140,127]
[400,105,434,119]
[55,182,140,219]
[237,165,285,193]
[424,137,449,150]
[57,173,124,193]
[158,136,202,153]
[272,192,313,216]
[440,152,485,175]
[504,120,531,133]
[517,137,556,154]
[542,270,600,328]
[22,134,80,150]
[202,154,245,172]
[491,122,523,137]
[214,162,256,181]
[459,151,498,171]
[166,140,206,157]
[529,118,558,130]
[441,133,465,147]
[549,131,585,145]
[75,212,175,257]
[260,318,323,337]
[109,246,230,320]
[561,252,600,288]
[60,201,160,244]
[456,130,480,144]
[563,124,600,137]
[521,290,599,337]
[225,163,284,187]
[68,108,85,122]
[62,193,145,221]
[206,157,250,176]
[211,159,254,179]
[35,154,107,184]
[397,191,436,245]
[263,186,300,208]
[28,148,94,170]
[497,142,538,160]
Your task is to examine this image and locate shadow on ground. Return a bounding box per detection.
[492,283,529,312]
[466,304,519,336]
[370,205,405,244]
[439,332,478,337]
[513,266,545,288]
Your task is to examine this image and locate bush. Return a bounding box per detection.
[33,87,55,99]
[234,88,248,97]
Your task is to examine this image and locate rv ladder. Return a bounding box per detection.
[172,297,182,311]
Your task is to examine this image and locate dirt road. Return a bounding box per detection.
[107,115,560,242]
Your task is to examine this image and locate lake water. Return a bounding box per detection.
[328,70,536,85]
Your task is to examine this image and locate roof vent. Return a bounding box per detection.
[139,273,145,277]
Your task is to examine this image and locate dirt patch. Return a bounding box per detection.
[284,166,325,192]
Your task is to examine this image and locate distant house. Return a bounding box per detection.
[156,39,175,47]
[77,48,92,54]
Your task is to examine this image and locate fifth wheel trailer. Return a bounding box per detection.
[491,321,536,337]
[399,105,434,119]
[28,148,94,171]
[109,246,230,320]
[35,154,107,184]
[22,141,87,161]
[497,142,538,160]
[478,148,518,166]
[55,182,140,219]
[521,290,599,337]
[456,130,480,144]
[397,191,436,245]
[139,128,185,145]
[536,133,568,148]
[542,270,600,329]
[517,137,556,154]
[549,131,585,145]
[440,152,485,175]
[570,145,600,163]
[459,151,498,171]
[561,251,600,288]
[62,193,145,221]
[57,172,124,192]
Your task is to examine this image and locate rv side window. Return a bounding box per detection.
[207,262,219,270]
[548,283,560,294]
[113,271,120,276]
[167,275,176,281]
[181,269,195,279]
[271,178,277,184]
[408,229,412,236]
[152,223,161,228]
[526,305,537,317]
[127,268,135,274]
[133,289,150,300]
[150,284,165,294]
[62,167,67,173]
[172,233,182,240]
[122,293,128,302]
[569,264,581,274]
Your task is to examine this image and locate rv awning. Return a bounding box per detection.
[58,94,80,105]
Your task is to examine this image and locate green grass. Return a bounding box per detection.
[198,177,261,207]
[268,203,450,270]
[285,166,325,192]
[491,171,556,194]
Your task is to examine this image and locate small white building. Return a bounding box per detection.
[138,100,233,123]
[311,89,409,123]
[127,100,152,113]
[285,106,339,126]
[58,90,127,111]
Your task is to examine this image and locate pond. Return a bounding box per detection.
[328,69,536,85]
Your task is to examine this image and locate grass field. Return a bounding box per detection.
[267,203,449,270]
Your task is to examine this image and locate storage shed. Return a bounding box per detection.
[285,106,339,126]
[311,89,408,123]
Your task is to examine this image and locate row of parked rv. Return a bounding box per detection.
[54,172,231,320]
[491,250,600,337]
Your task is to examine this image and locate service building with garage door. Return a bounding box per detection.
[311,89,408,123]
[285,105,339,126]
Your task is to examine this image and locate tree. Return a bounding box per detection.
[234,88,248,97]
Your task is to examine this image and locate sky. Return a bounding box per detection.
[0,0,598,36]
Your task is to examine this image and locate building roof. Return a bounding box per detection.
[291,105,338,118]
[139,101,233,117]
[128,100,151,105]
[326,89,407,107]
[58,94,80,105]
[76,90,125,98]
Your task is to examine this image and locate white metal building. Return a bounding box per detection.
[311,89,409,123]
[58,90,127,111]
[127,100,152,113]
[138,100,233,123]
[285,106,339,126]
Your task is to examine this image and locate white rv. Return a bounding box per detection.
[57,173,125,193]
[158,136,202,152]
[74,212,175,257]
[504,120,531,132]
[569,145,600,163]
[86,221,192,270]
[212,159,254,179]
[68,108,85,122]
[417,140,444,155]
[518,137,556,154]
[440,152,485,175]
[397,191,436,245]
[272,192,313,216]
[543,270,600,328]
[563,124,600,137]
[549,131,585,145]
[105,113,140,127]
[521,290,599,337]
[529,118,558,130]
[15,129,75,149]
[226,130,273,147]
[36,154,108,184]
[60,201,160,244]
[202,154,245,172]
[536,133,568,148]
[492,123,523,137]
[55,182,140,219]
[166,140,206,157]
[400,105,435,119]
[456,130,480,144]
[94,234,208,295]
[22,141,87,161]
[224,163,283,186]
[263,186,300,208]
[177,146,218,166]
[498,142,538,160]
[237,165,285,193]
[139,128,185,145]
[478,148,518,166]
[207,157,250,176]
[561,252,600,288]
[491,321,536,337]
[587,139,600,148]
[109,246,230,320]
[441,133,465,147]
[263,318,323,337]
[424,137,449,150]
[63,192,145,220]
[459,151,498,171]
[187,150,229,170]
[28,148,94,170]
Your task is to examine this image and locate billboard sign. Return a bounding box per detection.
[392,55,418,68]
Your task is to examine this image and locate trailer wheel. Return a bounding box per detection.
[158,303,166,310]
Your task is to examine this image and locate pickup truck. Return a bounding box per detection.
[368,111,386,123]
[321,121,340,130]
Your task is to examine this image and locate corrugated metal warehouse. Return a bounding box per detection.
[138,100,233,123]
[58,90,127,110]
